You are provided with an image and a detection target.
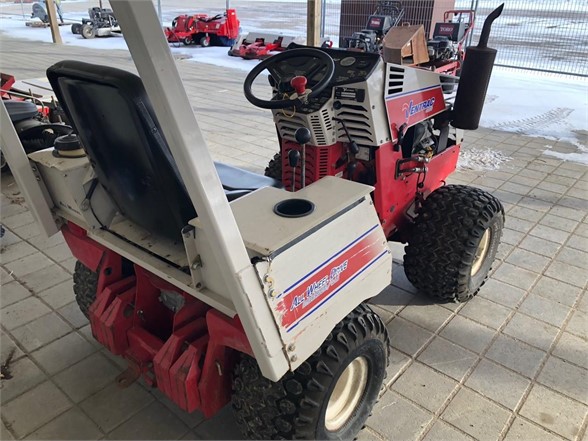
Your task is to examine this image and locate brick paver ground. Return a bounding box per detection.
[1,37,587,441]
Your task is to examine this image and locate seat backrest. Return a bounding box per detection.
[47,60,196,241]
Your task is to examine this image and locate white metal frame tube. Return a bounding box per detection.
[109,0,288,380]
[0,101,59,238]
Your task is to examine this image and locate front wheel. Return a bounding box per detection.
[81,24,96,39]
[264,152,282,181]
[232,303,389,440]
[404,184,504,302]
[200,36,210,47]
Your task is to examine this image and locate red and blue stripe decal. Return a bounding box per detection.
[276,225,388,333]
[385,85,446,129]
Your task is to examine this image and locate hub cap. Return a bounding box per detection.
[471,228,491,276]
[325,356,369,431]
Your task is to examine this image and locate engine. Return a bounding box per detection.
[347,30,380,53]
[427,37,457,62]
[427,21,466,62]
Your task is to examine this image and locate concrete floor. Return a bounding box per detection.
[0,36,587,441]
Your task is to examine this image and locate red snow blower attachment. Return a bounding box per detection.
[164,7,239,47]
[229,32,333,60]
[227,33,324,60]
[230,35,292,60]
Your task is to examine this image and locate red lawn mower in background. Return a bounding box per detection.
[164,2,239,47]
[422,10,475,75]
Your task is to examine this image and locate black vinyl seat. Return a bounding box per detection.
[46,60,281,241]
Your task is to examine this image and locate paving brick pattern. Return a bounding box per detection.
[1,38,587,440]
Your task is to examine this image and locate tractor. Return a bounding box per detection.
[0,1,504,440]
[258,8,505,304]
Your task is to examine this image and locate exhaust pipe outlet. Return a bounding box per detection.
[451,4,504,130]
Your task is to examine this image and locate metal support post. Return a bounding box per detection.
[307,0,322,47]
[45,0,62,44]
[320,0,326,38]
[0,102,59,238]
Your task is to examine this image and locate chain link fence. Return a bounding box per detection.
[319,0,587,77]
[455,0,588,77]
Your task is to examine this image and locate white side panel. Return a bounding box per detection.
[255,198,391,369]
[384,63,443,98]
[0,102,58,237]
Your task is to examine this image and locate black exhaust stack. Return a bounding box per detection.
[451,4,504,130]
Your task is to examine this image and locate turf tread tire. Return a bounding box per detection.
[404,184,504,302]
[264,152,282,181]
[231,303,389,440]
[73,261,98,318]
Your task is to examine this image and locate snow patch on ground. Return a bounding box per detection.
[457,148,512,171]
[480,67,588,146]
[543,143,588,165]
[0,15,261,72]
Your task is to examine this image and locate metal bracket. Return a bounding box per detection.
[181,225,204,290]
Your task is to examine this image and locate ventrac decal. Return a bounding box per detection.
[276,225,387,333]
[385,85,446,128]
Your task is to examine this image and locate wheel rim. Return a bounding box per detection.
[471,228,491,276]
[325,356,368,431]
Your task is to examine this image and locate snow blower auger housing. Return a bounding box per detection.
[257,5,506,303]
[1,1,393,439]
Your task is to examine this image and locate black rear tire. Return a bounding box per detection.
[264,152,282,181]
[232,303,389,440]
[404,185,504,302]
[73,261,98,318]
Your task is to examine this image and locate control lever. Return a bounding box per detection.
[347,161,358,180]
[288,149,301,192]
[333,117,359,156]
[294,127,312,189]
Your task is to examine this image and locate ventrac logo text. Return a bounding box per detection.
[402,98,436,120]
[289,260,348,311]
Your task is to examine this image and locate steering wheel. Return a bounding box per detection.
[243,48,336,110]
